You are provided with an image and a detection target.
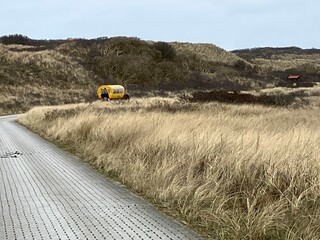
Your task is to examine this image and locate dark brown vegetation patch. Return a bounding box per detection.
[185,91,297,106]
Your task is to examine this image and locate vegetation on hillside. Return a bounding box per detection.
[18,97,320,239]
[0,34,263,115]
[232,47,320,60]
[232,47,320,86]
[0,43,96,115]
[1,34,320,115]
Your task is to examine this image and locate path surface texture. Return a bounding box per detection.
[0,115,201,240]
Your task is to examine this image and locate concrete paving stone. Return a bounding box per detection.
[0,116,202,240]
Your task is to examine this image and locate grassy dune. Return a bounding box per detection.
[0,38,258,115]
[18,98,320,239]
[254,55,320,72]
[2,36,320,116]
[233,47,320,84]
[0,43,96,115]
[170,42,243,64]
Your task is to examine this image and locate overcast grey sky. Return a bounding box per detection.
[0,0,318,50]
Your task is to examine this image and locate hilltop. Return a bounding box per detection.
[1,34,320,114]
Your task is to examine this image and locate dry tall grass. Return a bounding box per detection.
[0,84,93,115]
[18,98,320,239]
[0,44,94,86]
[0,43,97,115]
[254,58,320,72]
[252,53,320,72]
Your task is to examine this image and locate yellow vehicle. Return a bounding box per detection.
[97,85,130,100]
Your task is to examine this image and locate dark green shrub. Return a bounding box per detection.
[154,42,176,61]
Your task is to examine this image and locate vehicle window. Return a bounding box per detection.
[112,89,123,94]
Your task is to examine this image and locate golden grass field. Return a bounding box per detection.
[18,97,320,239]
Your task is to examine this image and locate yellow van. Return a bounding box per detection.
[97,85,129,100]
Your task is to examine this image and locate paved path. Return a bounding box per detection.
[0,116,201,240]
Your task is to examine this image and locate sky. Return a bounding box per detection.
[0,0,318,50]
